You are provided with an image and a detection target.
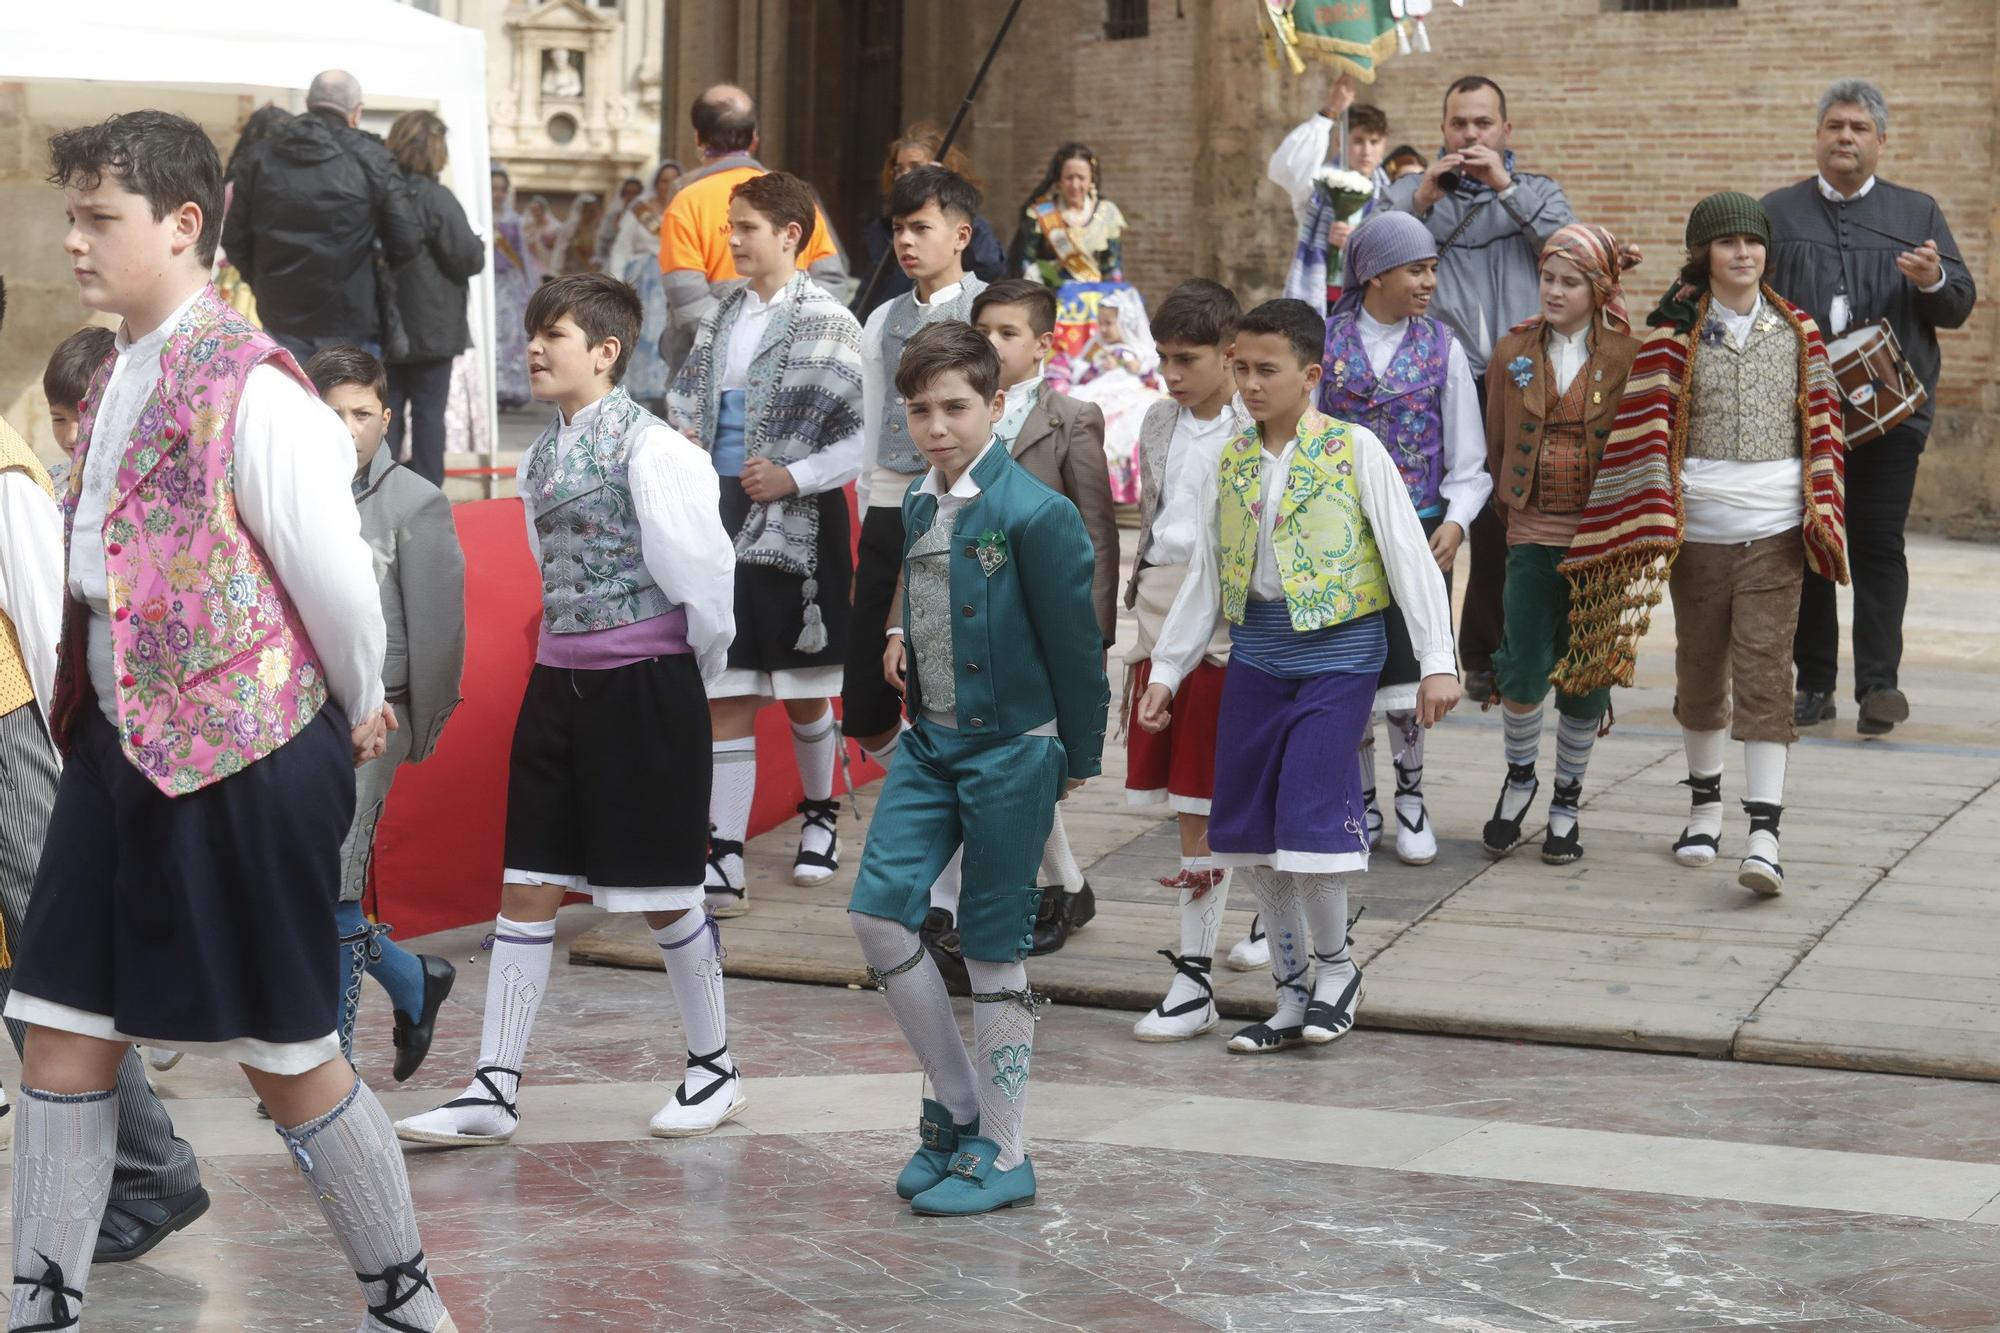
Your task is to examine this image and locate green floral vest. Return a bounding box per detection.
[1217,410,1391,630]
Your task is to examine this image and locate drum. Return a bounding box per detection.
[1825,320,1926,447]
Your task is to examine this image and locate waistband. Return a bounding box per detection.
[1228,599,1387,679]
[538,609,690,669]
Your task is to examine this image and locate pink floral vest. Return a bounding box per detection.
[54,286,330,795]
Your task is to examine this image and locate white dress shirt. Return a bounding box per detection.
[1149,421,1455,698]
[515,396,738,684]
[858,279,965,511]
[1267,114,1336,227]
[72,287,385,727]
[1147,397,1246,569]
[0,470,64,752]
[718,282,861,497]
[1679,292,1805,545]
[1353,308,1492,533]
[1546,323,1590,394]
[997,374,1045,452]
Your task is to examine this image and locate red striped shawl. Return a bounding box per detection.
[1553,289,1847,693]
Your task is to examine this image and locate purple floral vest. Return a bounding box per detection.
[1317,312,1451,513]
[55,286,330,795]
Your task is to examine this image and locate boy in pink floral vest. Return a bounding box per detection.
[4,110,455,1333]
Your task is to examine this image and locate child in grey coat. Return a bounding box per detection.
[307,346,467,1081]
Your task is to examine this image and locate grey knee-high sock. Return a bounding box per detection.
[10,1086,116,1331]
[964,958,1036,1171]
[1298,872,1359,1003]
[850,912,980,1124]
[277,1080,448,1333]
[1246,866,1311,1027]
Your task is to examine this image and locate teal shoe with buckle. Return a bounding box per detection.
[895,1099,980,1201]
[909,1135,1036,1215]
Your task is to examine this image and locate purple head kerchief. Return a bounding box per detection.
[1330,211,1439,320]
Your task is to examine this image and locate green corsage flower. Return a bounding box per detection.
[975,529,1008,576]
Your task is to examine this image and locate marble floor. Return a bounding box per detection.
[12,911,1999,1332]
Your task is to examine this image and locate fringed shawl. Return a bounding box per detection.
[668,272,865,651]
[1552,287,1848,694]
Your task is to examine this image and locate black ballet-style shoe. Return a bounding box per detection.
[392,954,458,1083]
[93,1184,212,1264]
[1482,763,1539,857]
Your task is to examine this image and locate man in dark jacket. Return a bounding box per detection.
[222,70,422,363]
[1764,80,1977,735]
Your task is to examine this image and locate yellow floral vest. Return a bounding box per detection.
[0,421,52,719]
[1217,410,1391,630]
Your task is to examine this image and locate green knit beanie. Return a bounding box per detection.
[1685,191,1771,249]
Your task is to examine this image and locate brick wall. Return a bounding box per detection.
[487,0,2000,533]
[901,0,1998,535]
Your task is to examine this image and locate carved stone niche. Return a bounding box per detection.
[495,0,636,189]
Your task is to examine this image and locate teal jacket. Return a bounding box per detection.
[901,443,1108,781]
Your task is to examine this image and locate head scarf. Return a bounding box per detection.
[1096,287,1159,375]
[1527,222,1631,335]
[1329,211,1437,320]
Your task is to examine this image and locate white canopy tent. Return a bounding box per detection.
[4,0,498,476]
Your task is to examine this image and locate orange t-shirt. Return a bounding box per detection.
[659,163,839,280]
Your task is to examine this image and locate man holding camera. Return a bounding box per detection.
[1388,75,1580,701]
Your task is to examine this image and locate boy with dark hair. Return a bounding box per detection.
[841,164,991,915]
[42,325,117,492]
[9,109,455,1331]
[961,277,1115,954]
[305,345,466,1080]
[1268,77,1395,315]
[849,320,1106,1216]
[396,272,745,1148]
[1137,298,1457,1056]
[667,170,865,914]
[1125,279,1259,1035]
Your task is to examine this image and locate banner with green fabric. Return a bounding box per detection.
[1261,1,1401,80]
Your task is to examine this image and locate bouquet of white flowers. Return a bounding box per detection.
[1311,166,1376,278]
[1312,166,1376,222]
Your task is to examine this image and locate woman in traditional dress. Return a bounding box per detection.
[1009,142,1126,290]
[609,160,683,410]
[523,195,562,277]
[555,192,604,275]
[489,165,536,409]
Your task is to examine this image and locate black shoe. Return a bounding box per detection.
[392,954,458,1083]
[95,1185,211,1263]
[1028,886,1072,956]
[1794,688,1837,725]
[1481,763,1538,857]
[1857,687,1908,736]
[1464,668,1497,707]
[1540,778,1585,865]
[1067,881,1096,930]
[920,907,970,996]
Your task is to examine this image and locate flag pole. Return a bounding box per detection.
[851,0,1029,314]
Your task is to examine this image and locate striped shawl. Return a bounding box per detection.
[668,272,865,650]
[1552,288,1847,694]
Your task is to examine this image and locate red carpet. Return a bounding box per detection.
[369,493,879,939]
